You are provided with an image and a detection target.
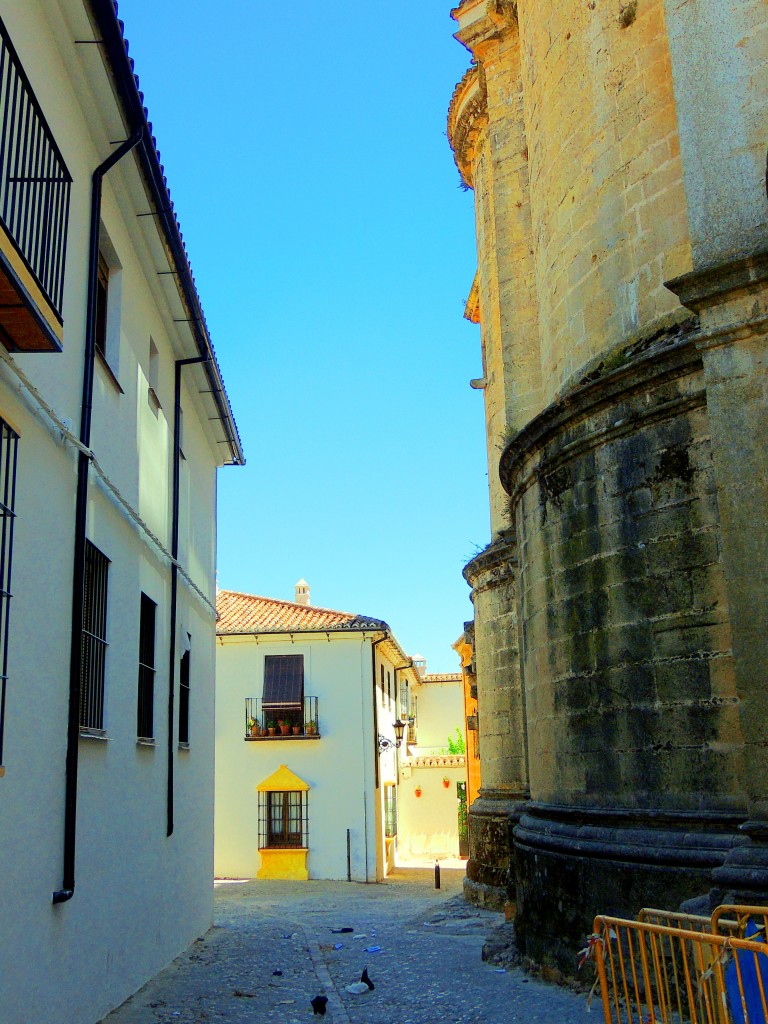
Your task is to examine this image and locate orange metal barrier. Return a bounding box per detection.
[590,912,768,1024]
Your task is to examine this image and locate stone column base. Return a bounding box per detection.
[464,791,528,910]
[513,803,746,972]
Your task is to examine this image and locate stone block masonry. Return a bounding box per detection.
[448,0,768,968]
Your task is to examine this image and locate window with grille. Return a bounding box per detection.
[262,654,303,729]
[0,418,18,766]
[80,541,109,730]
[260,791,307,848]
[178,637,191,745]
[94,253,108,360]
[136,593,156,739]
[384,783,397,838]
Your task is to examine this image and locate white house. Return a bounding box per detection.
[0,3,243,1023]
[397,667,468,861]
[215,583,419,882]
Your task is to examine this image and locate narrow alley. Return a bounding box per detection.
[101,869,587,1024]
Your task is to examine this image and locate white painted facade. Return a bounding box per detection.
[0,3,242,1023]
[397,673,468,860]
[215,615,417,882]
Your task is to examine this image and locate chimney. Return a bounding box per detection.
[412,654,427,677]
[295,579,310,606]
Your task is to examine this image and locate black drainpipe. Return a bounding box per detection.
[53,127,144,905]
[167,356,208,837]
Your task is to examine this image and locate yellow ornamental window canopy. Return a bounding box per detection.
[256,764,310,793]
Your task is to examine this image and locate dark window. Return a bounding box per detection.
[94,253,108,359]
[384,784,397,838]
[136,593,156,739]
[0,419,18,765]
[178,637,191,744]
[80,541,109,729]
[387,670,391,705]
[263,654,303,710]
[266,791,304,847]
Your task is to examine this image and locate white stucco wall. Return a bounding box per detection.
[409,678,466,753]
[215,632,392,882]
[397,677,467,860]
[396,763,466,860]
[0,3,231,1022]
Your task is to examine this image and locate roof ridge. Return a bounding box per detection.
[217,588,385,623]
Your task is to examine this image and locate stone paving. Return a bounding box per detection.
[101,868,589,1024]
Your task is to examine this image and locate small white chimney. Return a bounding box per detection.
[295,579,310,606]
[411,654,427,677]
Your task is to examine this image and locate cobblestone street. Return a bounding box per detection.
[101,868,588,1024]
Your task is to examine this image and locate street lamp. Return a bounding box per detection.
[377,720,407,754]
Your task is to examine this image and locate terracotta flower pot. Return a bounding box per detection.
[442,779,450,788]
[415,788,422,798]
[267,727,276,736]
[293,726,301,735]
[279,725,290,735]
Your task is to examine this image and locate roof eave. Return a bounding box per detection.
[85,0,244,466]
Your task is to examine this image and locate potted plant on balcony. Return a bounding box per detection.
[292,724,302,735]
[267,720,277,736]
[247,716,258,738]
[278,718,291,736]
[306,720,317,736]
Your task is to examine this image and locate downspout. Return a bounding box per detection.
[167,356,208,837]
[53,127,144,905]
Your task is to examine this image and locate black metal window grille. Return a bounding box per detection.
[0,18,71,317]
[384,784,397,838]
[244,695,319,738]
[259,791,308,849]
[136,593,156,739]
[94,252,108,358]
[0,418,18,765]
[178,639,190,744]
[79,541,109,730]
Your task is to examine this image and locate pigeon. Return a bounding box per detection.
[311,994,328,1016]
[361,966,375,991]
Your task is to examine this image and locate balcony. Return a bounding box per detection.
[244,697,320,741]
[0,18,71,352]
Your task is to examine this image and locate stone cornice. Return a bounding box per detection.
[464,270,481,323]
[451,0,518,60]
[498,331,705,503]
[447,65,488,188]
[666,249,768,313]
[463,531,517,591]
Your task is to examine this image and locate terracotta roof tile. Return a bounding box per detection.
[421,673,463,683]
[216,589,389,635]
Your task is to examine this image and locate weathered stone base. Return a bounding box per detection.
[513,803,746,973]
[464,793,527,910]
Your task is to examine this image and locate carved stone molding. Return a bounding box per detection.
[447,65,488,188]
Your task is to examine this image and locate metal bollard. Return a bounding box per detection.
[434,860,441,889]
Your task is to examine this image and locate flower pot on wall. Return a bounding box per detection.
[415,787,422,798]
[442,777,450,788]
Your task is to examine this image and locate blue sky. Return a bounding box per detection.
[121,1,489,671]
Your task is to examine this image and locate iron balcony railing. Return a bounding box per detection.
[245,696,319,739]
[0,17,71,318]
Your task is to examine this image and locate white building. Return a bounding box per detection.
[0,3,243,1022]
[215,583,419,882]
[397,667,468,861]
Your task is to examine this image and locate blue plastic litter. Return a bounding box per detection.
[363,945,382,953]
[725,918,768,1024]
